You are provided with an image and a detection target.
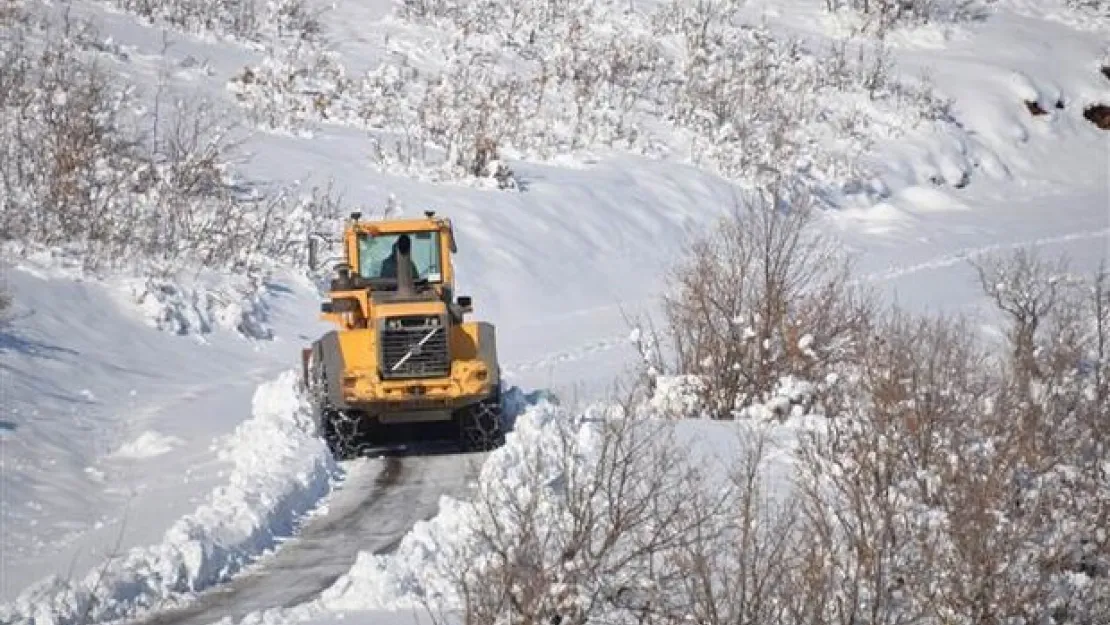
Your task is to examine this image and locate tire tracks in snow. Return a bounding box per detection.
[132,452,484,625]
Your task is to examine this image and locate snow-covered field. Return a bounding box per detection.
[1,0,1107,622]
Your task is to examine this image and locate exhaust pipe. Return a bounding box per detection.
[396,234,415,297]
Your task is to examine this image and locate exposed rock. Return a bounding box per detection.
[1025,100,1048,116]
[1083,104,1110,129]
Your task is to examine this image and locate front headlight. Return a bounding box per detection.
[469,363,488,381]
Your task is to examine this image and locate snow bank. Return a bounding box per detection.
[280,388,808,619]
[306,399,569,613]
[118,272,277,340]
[109,431,186,460]
[1,371,338,625]
[6,244,282,340]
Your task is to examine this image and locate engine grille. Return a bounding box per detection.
[380,315,450,379]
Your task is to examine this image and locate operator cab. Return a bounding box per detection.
[357,230,441,291]
[319,211,470,320]
[325,211,457,295]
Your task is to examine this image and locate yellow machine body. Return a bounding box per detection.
[303,213,500,429]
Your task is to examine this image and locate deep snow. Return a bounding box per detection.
[0,371,338,625]
[1,0,1107,622]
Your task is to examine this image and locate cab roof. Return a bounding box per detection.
[349,217,443,233]
[348,216,457,252]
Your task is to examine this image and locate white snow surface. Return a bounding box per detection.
[109,431,185,460]
[233,381,812,624]
[1,0,1107,622]
[1,372,338,625]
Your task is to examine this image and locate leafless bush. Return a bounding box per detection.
[228,38,351,130]
[648,218,1107,624]
[824,0,990,36]
[0,18,136,253]
[973,251,1109,612]
[795,311,1005,625]
[425,405,733,625]
[669,429,803,625]
[972,249,1073,393]
[653,2,887,184]
[321,0,945,187]
[364,0,662,182]
[1064,0,1110,17]
[106,0,323,42]
[426,246,1107,625]
[0,10,343,275]
[0,282,10,320]
[658,185,873,418]
[789,252,1110,625]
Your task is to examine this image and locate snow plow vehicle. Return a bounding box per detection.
[302,211,504,458]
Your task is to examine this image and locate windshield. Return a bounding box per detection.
[357,231,442,282]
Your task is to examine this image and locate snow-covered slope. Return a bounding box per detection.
[0,259,328,598]
[1,0,1107,622]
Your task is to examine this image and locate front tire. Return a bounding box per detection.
[322,409,367,460]
[457,385,505,452]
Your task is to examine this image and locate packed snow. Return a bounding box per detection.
[108,431,185,460]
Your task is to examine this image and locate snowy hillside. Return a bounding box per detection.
[1,0,1107,623]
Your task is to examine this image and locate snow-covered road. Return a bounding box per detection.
[132,452,484,625]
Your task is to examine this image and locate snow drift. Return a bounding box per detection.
[275,381,809,621]
[0,371,338,625]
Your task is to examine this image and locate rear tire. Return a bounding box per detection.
[306,345,367,460]
[457,385,505,452]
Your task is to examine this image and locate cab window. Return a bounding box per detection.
[357,231,442,282]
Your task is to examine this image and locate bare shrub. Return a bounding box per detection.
[228,38,351,130]
[823,0,990,36]
[972,248,1072,394]
[424,404,731,625]
[669,428,802,625]
[0,282,10,320]
[658,185,872,418]
[0,20,136,252]
[0,9,343,274]
[421,246,1107,625]
[363,0,661,182]
[298,0,945,187]
[972,251,1110,618]
[791,310,985,625]
[106,0,323,42]
[1089,264,1109,442]
[789,252,1110,625]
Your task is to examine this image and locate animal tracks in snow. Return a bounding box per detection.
[504,337,631,377]
[504,227,1110,379]
[857,228,1110,285]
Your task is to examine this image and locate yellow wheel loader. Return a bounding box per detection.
[302,211,504,458]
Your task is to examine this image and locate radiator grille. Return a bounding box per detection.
[380,315,450,379]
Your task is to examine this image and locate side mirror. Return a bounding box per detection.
[457,295,473,312]
[320,301,333,313]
